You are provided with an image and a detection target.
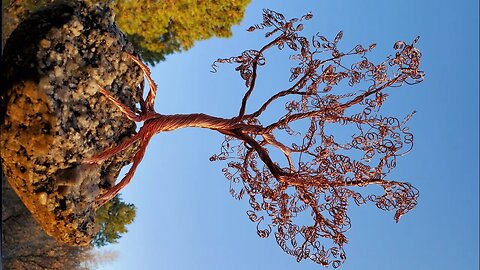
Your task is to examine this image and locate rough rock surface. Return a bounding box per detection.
[1,1,142,245]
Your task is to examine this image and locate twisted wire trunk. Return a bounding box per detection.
[94,113,263,207]
[147,113,264,134]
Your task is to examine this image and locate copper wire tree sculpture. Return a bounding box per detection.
[85,10,424,267]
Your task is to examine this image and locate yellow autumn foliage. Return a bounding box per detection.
[110,0,252,64]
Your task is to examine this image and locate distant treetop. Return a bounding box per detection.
[93,195,136,247]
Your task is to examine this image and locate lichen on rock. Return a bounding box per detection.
[1,1,142,245]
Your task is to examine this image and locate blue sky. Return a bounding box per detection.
[100,1,479,269]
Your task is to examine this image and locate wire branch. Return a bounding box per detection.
[88,9,423,268]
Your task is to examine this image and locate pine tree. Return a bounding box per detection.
[92,195,136,247]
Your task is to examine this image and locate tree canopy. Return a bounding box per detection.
[108,0,251,65]
[93,195,136,247]
[87,9,423,267]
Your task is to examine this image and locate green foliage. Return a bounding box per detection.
[24,0,56,12]
[93,195,136,247]
[109,0,252,65]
